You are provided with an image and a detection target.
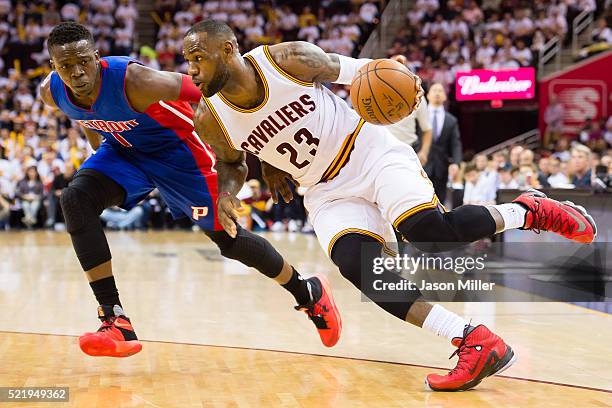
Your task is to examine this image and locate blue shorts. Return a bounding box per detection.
[80,142,220,230]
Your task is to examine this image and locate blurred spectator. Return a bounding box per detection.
[519,148,535,167]
[101,203,150,230]
[46,162,75,228]
[591,17,612,44]
[547,157,571,188]
[552,138,572,162]
[17,165,43,228]
[473,153,498,203]
[537,157,551,187]
[463,163,492,204]
[270,181,306,233]
[509,145,524,167]
[570,144,592,188]
[543,95,565,148]
[425,83,462,204]
[241,179,273,231]
[498,165,518,189]
[604,117,612,145]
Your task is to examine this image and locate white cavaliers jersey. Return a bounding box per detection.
[203,45,364,187]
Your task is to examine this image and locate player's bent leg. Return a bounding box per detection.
[62,169,142,357]
[330,230,518,391]
[330,233,420,321]
[396,206,497,252]
[204,226,342,347]
[396,193,596,251]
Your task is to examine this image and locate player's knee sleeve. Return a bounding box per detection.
[330,234,371,288]
[331,233,419,320]
[60,170,124,271]
[397,206,496,252]
[205,226,284,278]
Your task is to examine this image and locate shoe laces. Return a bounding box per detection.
[295,304,329,330]
[97,316,117,332]
[530,199,576,236]
[448,323,476,376]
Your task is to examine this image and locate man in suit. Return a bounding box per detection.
[425,83,462,204]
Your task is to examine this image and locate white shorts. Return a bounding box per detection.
[304,122,440,257]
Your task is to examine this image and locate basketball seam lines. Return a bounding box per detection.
[372,68,412,111]
[366,62,392,125]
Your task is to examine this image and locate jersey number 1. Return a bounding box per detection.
[276,128,319,170]
[111,132,133,148]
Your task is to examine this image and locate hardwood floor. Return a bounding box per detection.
[0,231,610,407]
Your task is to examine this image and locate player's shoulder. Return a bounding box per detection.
[267,41,318,61]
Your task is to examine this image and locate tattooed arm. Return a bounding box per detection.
[267,41,353,83]
[268,42,424,110]
[193,100,247,237]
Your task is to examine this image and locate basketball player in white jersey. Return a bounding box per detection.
[183,20,596,392]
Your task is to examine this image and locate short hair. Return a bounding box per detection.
[48,22,94,49]
[464,163,478,174]
[571,144,592,158]
[185,19,235,40]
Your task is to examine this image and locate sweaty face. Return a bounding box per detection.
[183,32,230,98]
[50,40,99,96]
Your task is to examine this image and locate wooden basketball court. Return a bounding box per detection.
[0,231,610,407]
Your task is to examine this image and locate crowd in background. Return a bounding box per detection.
[388,0,612,92]
[150,0,381,72]
[0,0,611,233]
[0,0,381,231]
[451,121,612,208]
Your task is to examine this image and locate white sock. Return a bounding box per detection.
[492,203,527,231]
[423,304,468,341]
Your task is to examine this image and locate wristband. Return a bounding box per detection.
[179,74,202,103]
[335,54,373,85]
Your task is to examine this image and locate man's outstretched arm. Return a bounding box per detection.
[124,63,201,112]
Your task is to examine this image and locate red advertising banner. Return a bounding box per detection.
[455,68,536,101]
[539,51,612,137]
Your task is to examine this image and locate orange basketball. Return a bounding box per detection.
[350,59,421,125]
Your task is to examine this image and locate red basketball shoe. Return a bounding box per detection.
[513,189,597,243]
[79,305,142,357]
[425,325,516,391]
[295,275,342,347]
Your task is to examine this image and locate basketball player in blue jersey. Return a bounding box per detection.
[39,22,341,358]
[183,20,597,391]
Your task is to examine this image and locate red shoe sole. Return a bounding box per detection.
[315,274,342,348]
[79,334,142,358]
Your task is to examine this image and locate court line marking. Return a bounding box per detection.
[1,330,610,394]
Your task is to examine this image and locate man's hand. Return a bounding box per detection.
[391,54,423,115]
[261,162,298,204]
[417,150,429,166]
[217,193,241,238]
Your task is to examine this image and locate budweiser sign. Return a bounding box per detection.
[455,68,535,101]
